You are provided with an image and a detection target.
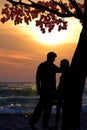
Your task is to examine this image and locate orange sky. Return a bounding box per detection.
[0,0,83,82]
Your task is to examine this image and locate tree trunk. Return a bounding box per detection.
[62,1,87,128]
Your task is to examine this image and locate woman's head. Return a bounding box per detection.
[60,59,69,72]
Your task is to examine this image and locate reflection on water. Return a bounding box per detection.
[0,82,39,113]
[0,82,87,113]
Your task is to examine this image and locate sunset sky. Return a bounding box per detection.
[0,0,83,82]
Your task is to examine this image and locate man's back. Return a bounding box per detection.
[36,61,60,95]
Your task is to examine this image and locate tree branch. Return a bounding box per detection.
[6,0,83,19]
[52,0,75,17]
[68,0,84,20]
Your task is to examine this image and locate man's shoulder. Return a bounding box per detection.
[52,63,61,72]
[38,61,46,68]
[39,61,47,65]
[53,63,59,68]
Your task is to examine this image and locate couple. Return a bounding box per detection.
[29,52,69,129]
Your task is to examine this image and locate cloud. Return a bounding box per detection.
[0,47,37,82]
[0,48,37,68]
[0,21,39,53]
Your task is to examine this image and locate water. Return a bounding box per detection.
[0,82,39,113]
[0,82,87,113]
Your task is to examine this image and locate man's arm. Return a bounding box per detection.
[54,64,61,73]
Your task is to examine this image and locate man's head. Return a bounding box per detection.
[47,52,57,62]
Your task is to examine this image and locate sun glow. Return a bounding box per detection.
[34,27,69,45]
[18,22,69,46]
[16,18,82,46]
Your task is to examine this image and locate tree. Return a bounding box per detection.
[0,0,86,129]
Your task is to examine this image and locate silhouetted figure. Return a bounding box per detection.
[29,52,61,129]
[53,59,69,129]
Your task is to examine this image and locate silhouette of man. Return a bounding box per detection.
[53,59,69,129]
[29,52,61,129]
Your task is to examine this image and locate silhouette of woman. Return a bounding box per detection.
[54,59,69,129]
